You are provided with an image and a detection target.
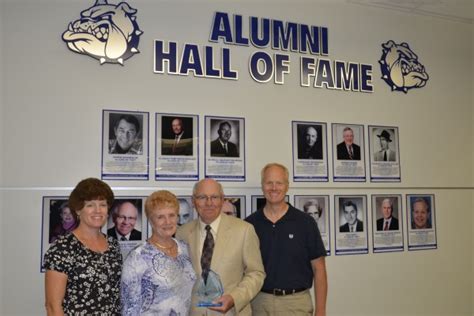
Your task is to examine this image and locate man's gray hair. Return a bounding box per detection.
[192,178,224,197]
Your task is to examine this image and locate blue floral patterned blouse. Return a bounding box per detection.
[121,238,196,315]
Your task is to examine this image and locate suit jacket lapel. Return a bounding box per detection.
[188,221,202,274]
[212,214,232,272]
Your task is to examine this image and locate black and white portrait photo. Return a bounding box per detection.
[210,119,240,158]
[177,196,194,226]
[336,196,366,233]
[292,121,329,182]
[297,124,323,160]
[371,128,397,162]
[294,195,330,254]
[368,125,401,182]
[294,195,328,233]
[102,110,149,180]
[108,112,144,155]
[334,195,368,255]
[205,115,245,181]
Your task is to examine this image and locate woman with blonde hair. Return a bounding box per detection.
[121,190,196,315]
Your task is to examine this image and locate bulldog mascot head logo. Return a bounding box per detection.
[379,40,429,93]
[62,0,142,65]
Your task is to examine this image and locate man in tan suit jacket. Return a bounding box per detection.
[176,178,265,316]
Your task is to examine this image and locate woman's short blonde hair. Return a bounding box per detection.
[145,190,179,218]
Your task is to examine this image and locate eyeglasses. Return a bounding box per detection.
[117,215,137,221]
[194,195,222,203]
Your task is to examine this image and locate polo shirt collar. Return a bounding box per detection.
[256,203,298,223]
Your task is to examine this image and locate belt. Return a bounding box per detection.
[261,288,307,296]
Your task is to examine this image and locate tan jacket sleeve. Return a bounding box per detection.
[226,223,265,312]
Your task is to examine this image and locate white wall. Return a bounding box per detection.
[1,1,473,315]
[0,0,5,310]
[471,22,474,310]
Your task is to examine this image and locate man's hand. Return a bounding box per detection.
[208,294,234,313]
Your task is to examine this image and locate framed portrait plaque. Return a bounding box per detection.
[331,123,366,182]
[294,195,331,255]
[205,116,245,181]
[371,194,404,253]
[334,195,368,255]
[368,125,401,182]
[407,194,437,251]
[156,113,199,181]
[292,121,329,182]
[101,109,149,180]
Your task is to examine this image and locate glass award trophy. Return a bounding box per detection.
[195,270,224,307]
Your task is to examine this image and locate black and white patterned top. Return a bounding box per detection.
[43,233,122,315]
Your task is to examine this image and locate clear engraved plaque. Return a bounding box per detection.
[195,270,224,307]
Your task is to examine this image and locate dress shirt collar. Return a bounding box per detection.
[116,229,131,240]
[218,139,228,149]
[175,132,184,141]
[199,214,222,237]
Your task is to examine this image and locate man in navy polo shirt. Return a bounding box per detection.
[246,163,327,316]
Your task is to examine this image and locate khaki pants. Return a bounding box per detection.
[251,290,313,316]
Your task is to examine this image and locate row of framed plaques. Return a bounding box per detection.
[102,110,245,181]
[292,121,400,182]
[101,109,400,182]
[40,193,436,271]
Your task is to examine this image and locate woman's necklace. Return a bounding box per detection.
[150,238,177,257]
[151,239,175,250]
